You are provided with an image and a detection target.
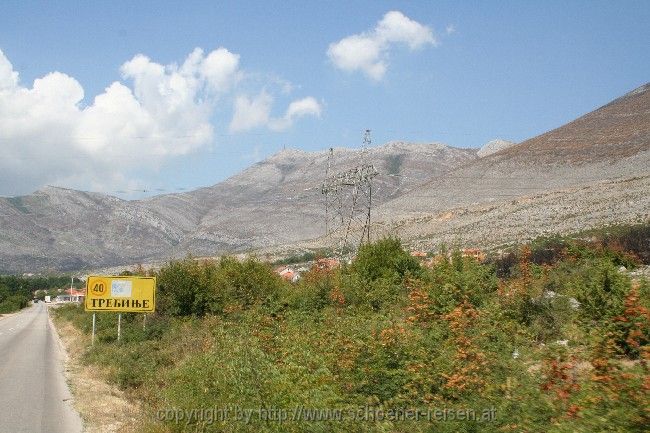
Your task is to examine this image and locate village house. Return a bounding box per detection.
[276,266,300,282]
[55,288,85,303]
[461,248,486,262]
[410,250,428,259]
[315,257,340,271]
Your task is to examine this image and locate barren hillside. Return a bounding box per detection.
[1,83,647,272]
[372,83,650,248]
[0,142,476,272]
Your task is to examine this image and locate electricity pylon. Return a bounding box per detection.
[322,130,378,254]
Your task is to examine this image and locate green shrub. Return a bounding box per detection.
[424,253,499,314]
[570,260,630,325]
[0,295,28,313]
[157,257,284,317]
[284,268,336,311]
[156,259,215,317]
[273,251,317,265]
[214,256,285,309]
[351,237,421,283]
[0,283,30,313]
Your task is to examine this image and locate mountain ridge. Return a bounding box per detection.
[1,83,648,273]
[371,82,650,249]
[0,141,476,272]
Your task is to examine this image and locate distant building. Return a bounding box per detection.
[425,254,447,267]
[315,257,340,271]
[410,251,428,259]
[461,248,486,262]
[424,249,485,266]
[276,266,300,282]
[55,288,85,303]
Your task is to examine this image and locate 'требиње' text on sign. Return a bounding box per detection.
[84,276,156,312]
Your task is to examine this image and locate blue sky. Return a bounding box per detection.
[1,1,648,198]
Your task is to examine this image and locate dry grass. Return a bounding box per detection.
[51,316,148,433]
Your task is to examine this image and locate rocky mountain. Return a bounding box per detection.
[1,83,648,273]
[0,142,477,272]
[152,142,476,256]
[0,187,183,271]
[375,82,650,248]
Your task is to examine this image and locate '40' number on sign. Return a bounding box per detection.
[91,282,107,296]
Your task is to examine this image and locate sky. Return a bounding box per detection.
[0,0,648,199]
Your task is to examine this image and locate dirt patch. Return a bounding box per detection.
[51,317,146,433]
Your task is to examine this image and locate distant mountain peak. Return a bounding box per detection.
[265,141,457,164]
[624,82,650,97]
[602,82,650,110]
[275,147,307,156]
[32,185,77,196]
[3,82,647,273]
[477,139,517,158]
[382,141,451,151]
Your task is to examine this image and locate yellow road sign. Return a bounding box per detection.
[85,276,156,312]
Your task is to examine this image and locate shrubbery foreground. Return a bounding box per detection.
[55,226,650,432]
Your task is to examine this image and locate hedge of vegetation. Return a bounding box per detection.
[0,275,82,313]
[0,284,30,314]
[54,227,650,432]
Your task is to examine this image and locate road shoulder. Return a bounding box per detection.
[50,308,142,433]
[45,306,84,433]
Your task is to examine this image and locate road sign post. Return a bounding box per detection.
[117,313,122,342]
[91,313,96,346]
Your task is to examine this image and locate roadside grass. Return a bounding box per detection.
[52,308,145,433]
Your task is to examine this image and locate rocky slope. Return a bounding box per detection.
[1,82,648,272]
[157,142,477,256]
[388,175,649,251]
[372,83,650,248]
[0,187,183,271]
[0,142,476,272]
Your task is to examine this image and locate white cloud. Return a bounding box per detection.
[77,48,229,157]
[0,52,18,89]
[198,48,241,92]
[230,92,322,133]
[327,10,436,81]
[270,97,322,131]
[445,24,456,35]
[327,35,385,81]
[376,11,436,49]
[229,91,273,132]
[0,48,319,196]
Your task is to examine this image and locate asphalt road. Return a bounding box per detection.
[0,303,83,433]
